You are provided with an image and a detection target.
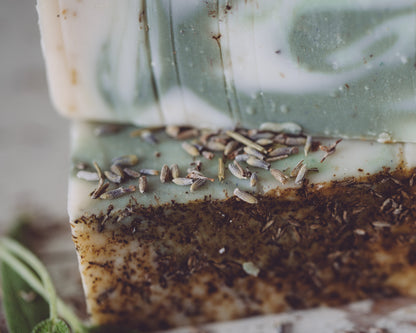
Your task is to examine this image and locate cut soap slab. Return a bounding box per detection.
[38,0,416,142]
[69,122,416,331]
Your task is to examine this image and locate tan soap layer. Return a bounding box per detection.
[72,169,416,331]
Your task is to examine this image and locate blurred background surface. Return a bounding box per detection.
[0,1,69,233]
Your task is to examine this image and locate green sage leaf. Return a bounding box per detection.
[1,216,49,333]
[31,318,70,333]
[1,260,49,333]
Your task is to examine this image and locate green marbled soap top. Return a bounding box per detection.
[68,121,412,220]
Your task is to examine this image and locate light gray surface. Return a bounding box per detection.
[0,1,69,232]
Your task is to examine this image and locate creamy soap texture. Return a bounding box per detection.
[38,0,416,142]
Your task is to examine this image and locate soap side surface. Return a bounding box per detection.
[69,122,416,331]
[38,0,416,142]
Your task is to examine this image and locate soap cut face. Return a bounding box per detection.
[69,122,416,331]
[38,0,416,142]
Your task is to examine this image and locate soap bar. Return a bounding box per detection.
[38,0,416,142]
[69,121,416,331]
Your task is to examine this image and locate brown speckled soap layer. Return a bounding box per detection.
[72,168,416,331]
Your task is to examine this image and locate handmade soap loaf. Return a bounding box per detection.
[69,122,416,331]
[38,0,416,142]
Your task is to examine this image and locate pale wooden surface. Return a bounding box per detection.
[0,0,69,233]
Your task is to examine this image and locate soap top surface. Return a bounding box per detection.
[39,0,416,142]
[69,121,416,221]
